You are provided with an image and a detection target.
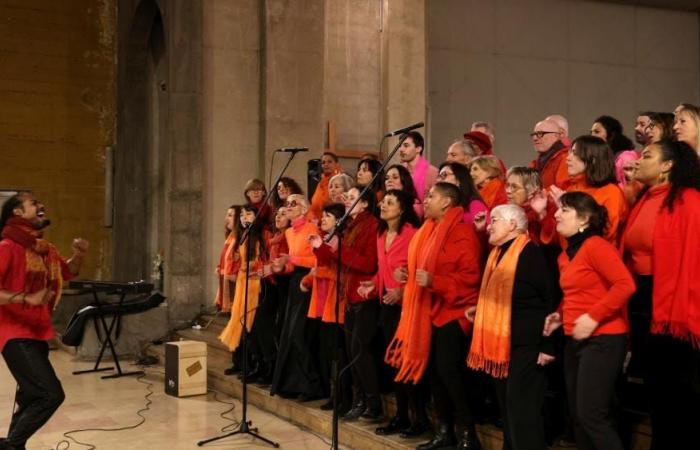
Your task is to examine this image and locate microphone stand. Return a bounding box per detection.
[326,131,412,449]
[197,149,303,448]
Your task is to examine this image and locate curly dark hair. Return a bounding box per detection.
[377,189,421,234]
[654,139,700,212]
[560,191,609,237]
[270,177,304,209]
[593,115,635,155]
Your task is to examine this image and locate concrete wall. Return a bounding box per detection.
[0,0,116,279]
[427,0,700,166]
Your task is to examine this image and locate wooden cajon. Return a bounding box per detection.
[164,340,207,397]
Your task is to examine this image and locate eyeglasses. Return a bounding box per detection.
[285,200,300,208]
[505,183,524,192]
[437,171,453,180]
[529,131,559,139]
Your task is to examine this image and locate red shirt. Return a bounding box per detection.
[621,185,668,275]
[429,222,483,330]
[558,236,635,336]
[0,239,74,352]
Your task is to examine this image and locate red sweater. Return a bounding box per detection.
[429,222,483,330]
[558,236,635,336]
[0,239,74,352]
[340,212,379,305]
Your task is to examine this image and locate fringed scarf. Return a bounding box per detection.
[467,234,530,378]
[385,207,464,384]
[1,217,64,309]
[214,233,236,312]
[219,241,263,352]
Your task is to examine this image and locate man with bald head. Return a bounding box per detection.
[528,119,569,189]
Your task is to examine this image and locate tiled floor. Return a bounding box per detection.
[0,349,337,450]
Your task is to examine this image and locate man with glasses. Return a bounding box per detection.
[528,119,569,190]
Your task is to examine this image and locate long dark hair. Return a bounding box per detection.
[225,204,242,237]
[348,185,378,218]
[571,135,617,187]
[0,194,23,233]
[594,115,634,155]
[377,189,421,234]
[438,161,483,205]
[385,164,418,199]
[655,139,700,212]
[560,192,609,237]
[647,112,675,141]
[270,177,304,209]
[356,158,384,195]
[236,204,268,259]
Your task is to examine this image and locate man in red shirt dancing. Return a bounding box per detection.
[0,192,88,450]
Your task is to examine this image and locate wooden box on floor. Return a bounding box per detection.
[165,340,207,397]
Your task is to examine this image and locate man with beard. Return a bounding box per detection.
[0,192,88,450]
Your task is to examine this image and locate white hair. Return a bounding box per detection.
[491,204,528,232]
[545,114,569,137]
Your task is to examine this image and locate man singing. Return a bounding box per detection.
[0,192,88,450]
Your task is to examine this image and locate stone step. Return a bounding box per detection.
[145,320,651,450]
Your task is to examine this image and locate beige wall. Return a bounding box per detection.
[427,0,700,167]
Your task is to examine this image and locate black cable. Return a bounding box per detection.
[53,364,155,450]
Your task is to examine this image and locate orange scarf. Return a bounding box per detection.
[219,241,262,351]
[1,217,64,309]
[467,234,529,378]
[214,233,236,311]
[478,178,506,209]
[385,207,464,384]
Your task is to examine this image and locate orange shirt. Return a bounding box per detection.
[284,218,318,269]
[622,185,668,275]
[558,236,635,336]
[530,145,569,189]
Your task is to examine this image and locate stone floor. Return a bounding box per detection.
[0,349,340,450]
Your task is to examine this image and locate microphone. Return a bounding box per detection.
[276,147,309,153]
[384,122,424,138]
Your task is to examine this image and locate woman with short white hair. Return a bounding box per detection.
[467,204,557,450]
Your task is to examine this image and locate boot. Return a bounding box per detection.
[360,395,384,422]
[456,425,482,450]
[375,415,410,435]
[399,419,432,438]
[416,423,457,450]
[342,398,366,421]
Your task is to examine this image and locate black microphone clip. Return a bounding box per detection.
[384,122,424,138]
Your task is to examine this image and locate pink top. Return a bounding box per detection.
[463,199,488,225]
[373,224,418,301]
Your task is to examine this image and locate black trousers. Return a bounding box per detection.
[627,276,653,379]
[430,320,474,428]
[564,334,626,450]
[379,303,429,423]
[344,300,380,402]
[493,344,547,450]
[2,339,65,449]
[251,279,279,369]
[647,334,700,450]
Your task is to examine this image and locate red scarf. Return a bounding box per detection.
[385,207,464,384]
[1,217,64,308]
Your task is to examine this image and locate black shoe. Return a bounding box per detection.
[456,427,482,450]
[399,420,431,438]
[298,393,323,402]
[361,396,383,422]
[223,365,240,376]
[341,400,366,421]
[375,415,410,435]
[416,423,457,450]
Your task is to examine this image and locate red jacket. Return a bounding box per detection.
[429,222,483,330]
[529,144,569,190]
[340,212,379,305]
[558,236,635,336]
[373,225,417,301]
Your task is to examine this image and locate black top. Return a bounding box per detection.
[497,239,559,350]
